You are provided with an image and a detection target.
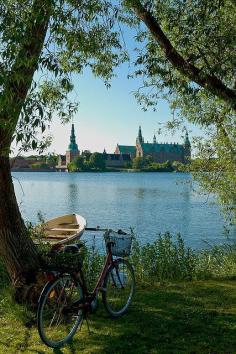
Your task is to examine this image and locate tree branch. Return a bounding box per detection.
[128,0,236,111]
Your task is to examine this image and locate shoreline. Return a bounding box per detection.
[11,168,182,173]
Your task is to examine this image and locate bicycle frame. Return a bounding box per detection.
[44,228,125,312]
[76,242,118,306]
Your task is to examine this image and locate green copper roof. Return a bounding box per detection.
[141,143,184,154]
[68,124,78,152]
[117,145,136,154]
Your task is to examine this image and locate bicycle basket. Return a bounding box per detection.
[104,230,133,257]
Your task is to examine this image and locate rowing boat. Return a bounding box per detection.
[36,213,87,245]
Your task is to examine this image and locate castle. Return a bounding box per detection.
[112,126,191,166]
[56,124,191,171]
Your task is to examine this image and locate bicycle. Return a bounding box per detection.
[37,227,135,348]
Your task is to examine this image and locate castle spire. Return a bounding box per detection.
[183,130,191,163]
[136,126,144,144]
[68,123,79,152]
[184,130,191,147]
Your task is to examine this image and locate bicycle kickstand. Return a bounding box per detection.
[85,314,91,334]
[79,313,91,334]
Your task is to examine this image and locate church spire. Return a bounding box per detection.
[136,126,144,144]
[184,130,191,147]
[68,123,78,152]
[183,130,191,163]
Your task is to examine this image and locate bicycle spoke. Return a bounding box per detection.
[103,259,135,317]
[37,275,84,348]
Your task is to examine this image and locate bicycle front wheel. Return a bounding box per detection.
[37,274,84,348]
[102,258,135,317]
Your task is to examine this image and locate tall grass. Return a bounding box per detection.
[131,233,196,283]
[131,232,236,283]
[1,232,236,296]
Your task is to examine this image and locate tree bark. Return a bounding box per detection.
[0,1,52,295]
[0,156,40,286]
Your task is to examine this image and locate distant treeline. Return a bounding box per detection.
[68,153,186,172]
[68,152,106,172]
[131,156,185,172]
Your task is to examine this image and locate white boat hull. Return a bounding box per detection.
[37,213,87,245]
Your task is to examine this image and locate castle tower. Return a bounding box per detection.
[136,126,144,145]
[183,131,191,163]
[66,123,80,166]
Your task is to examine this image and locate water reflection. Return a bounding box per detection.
[67,183,79,211]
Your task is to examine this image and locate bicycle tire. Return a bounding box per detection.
[102,258,135,317]
[37,274,84,348]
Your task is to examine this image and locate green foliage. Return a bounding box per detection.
[68,153,106,172]
[82,239,105,291]
[131,233,196,283]
[172,160,186,172]
[132,156,145,169]
[88,152,106,171]
[39,246,85,274]
[132,157,177,171]
[31,163,49,169]
[132,232,236,283]
[68,155,85,172]
[127,0,236,221]
[46,153,57,168]
[0,0,127,154]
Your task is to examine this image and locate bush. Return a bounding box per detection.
[131,232,236,283]
[131,232,196,283]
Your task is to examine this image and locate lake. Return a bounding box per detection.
[12,172,236,249]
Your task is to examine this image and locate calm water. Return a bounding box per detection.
[12,172,236,249]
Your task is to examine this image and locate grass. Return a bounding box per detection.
[1,280,236,353]
[2,233,236,353]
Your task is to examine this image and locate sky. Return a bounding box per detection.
[48,65,202,155]
[16,22,204,156]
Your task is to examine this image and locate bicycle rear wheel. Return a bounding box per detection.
[37,274,83,348]
[102,258,135,317]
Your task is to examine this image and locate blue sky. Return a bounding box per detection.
[48,23,203,155]
[22,23,204,156]
[50,65,202,155]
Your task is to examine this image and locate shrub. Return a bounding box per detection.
[131,232,196,283]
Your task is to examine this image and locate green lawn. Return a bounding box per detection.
[1,281,236,354]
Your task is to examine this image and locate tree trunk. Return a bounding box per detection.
[0,0,52,300]
[0,156,40,288]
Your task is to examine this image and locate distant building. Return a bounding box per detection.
[114,126,191,164]
[56,123,191,172]
[114,145,136,159]
[57,124,80,171]
[104,151,131,168]
[11,156,30,169]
